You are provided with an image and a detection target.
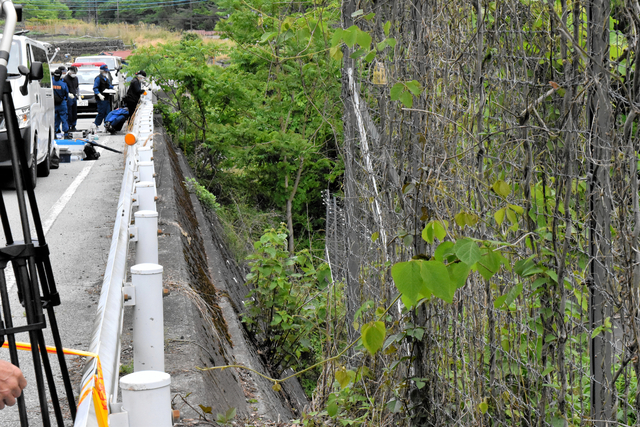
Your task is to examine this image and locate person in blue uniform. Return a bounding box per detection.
[64,65,80,132]
[52,68,70,139]
[93,64,114,131]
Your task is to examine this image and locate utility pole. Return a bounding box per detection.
[116,0,119,24]
[190,0,193,31]
[587,0,613,425]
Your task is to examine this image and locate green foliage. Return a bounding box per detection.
[184,177,220,212]
[242,225,333,376]
[215,407,237,425]
[128,2,343,252]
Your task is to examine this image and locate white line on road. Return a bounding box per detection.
[42,162,96,235]
[7,157,99,292]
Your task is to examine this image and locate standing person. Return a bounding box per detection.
[124,70,147,123]
[64,65,80,132]
[57,65,67,79]
[0,360,27,410]
[52,68,70,139]
[93,64,114,132]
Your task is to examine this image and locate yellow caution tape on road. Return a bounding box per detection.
[2,341,109,427]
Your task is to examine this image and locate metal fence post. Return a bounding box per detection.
[131,264,164,372]
[134,211,159,265]
[120,371,172,427]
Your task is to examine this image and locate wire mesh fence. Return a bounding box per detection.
[324,0,640,425]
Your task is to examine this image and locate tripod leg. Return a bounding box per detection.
[36,260,76,420]
[36,330,64,427]
[0,189,14,244]
[0,270,28,427]
[15,261,50,427]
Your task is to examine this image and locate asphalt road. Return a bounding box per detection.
[0,113,127,426]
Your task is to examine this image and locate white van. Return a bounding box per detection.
[75,55,124,107]
[0,35,55,187]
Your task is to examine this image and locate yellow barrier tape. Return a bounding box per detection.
[2,341,109,427]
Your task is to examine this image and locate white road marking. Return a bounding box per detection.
[6,149,101,292]
[42,162,96,235]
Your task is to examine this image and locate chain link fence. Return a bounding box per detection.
[324,0,640,425]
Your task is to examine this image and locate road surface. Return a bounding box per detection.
[0,113,128,426]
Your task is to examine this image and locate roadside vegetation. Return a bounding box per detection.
[131,0,640,425]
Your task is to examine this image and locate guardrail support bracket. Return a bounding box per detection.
[123,284,136,306]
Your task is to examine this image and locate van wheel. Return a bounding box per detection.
[37,134,51,177]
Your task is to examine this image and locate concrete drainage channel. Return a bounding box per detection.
[73,92,174,427]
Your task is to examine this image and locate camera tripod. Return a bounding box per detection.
[0,1,76,425]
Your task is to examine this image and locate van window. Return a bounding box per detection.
[31,45,51,88]
[7,41,21,75]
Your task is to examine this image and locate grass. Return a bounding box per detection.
[24,19,235,49]
[119,360,134,375]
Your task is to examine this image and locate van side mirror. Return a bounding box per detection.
[18,65,29,95]
[29,62,44,81]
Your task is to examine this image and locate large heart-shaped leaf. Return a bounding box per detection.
[391,261,428,308]
[421,260,456,303]
[361,321,386,355]
[454,238,482,266]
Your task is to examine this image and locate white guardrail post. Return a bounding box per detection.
[75,91,173,427]
[131,264,165,372]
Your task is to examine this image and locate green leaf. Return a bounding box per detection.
[454,238,482,266]
[364,12,376,21]
[343,26,358,48]
[351,9,364,17]
[225,407,236,420]
[405,80,422,96]
[492,179,511,197]
[477,248,501,280]
[335,369,350,389]
[260,32,277,43]
[376,39,388,52]
[383,21,391,36]
[514,257,542,277]
[494,208,506,225]
[387,37,397,48]
[371,231,379,242]
[399,91,413,108]
[330,28,344,47]
[495,283,523,310]
[508,204,524,214]
[391,261,428,308]
[350,48,367,59]
[403,234,414,247]
[447,261,470,290]
[421,260,456,303]
[434,241,455,261]
[327,399,339,417]
[433,221,446,241]
[272,383,282,392]
[364,50,376,62]
[330,45,343,60]
[478,401,488,414]
[361,321,386,355]
[199,405,212,414]
[454,212,467,227]
[390,82,404,101]
[356,29,372,48]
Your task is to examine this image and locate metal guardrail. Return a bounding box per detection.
[74,92,159,427]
